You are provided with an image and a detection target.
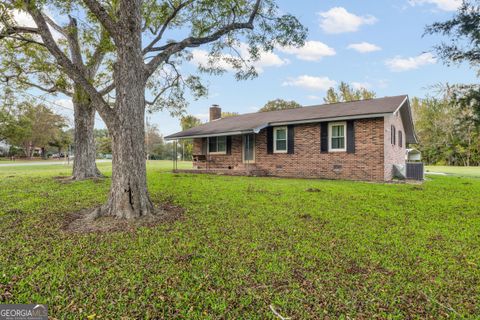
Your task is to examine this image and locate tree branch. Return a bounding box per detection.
[143,0,262,78]
[66,16,85,70]
[80,0,119,42]
[145,23,252,78]
[99,82,115,96]
[142,0,193,55]
[42,14,67,37]
[146,63,181,105]
[87,28,109,77]
[0,25,38,36]
[21,80,72,96]
[23,1,115,123]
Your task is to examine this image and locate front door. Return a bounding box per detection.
[243,134,255,163]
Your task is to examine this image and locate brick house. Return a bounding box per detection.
[165,95,417,181]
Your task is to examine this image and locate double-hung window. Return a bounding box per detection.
[208,136,226,154]
[274,127,288,153]
[328,122,346,152]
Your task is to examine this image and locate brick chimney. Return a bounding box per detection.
[209,104,221,122]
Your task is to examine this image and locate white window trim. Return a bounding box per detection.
[208,136,227,155]
[328,122,347,152]
[273,126,288,153]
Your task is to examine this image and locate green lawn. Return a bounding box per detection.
[426,165,480,178]
[1,162,479,319]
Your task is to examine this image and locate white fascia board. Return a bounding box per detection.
[164,130,254,141]
[393,96,409,114]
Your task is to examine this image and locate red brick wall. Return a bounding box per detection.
[193,136,244,169]
[384,113,406,180]
[193,118,387,181]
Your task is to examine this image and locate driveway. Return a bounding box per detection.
[0,160,111,167]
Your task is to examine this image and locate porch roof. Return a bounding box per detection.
[165,95,417,144]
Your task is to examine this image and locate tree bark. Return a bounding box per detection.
[95,0,154,219]
[72,87,103,180]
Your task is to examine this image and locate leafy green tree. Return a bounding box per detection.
[49,129,73,155]
[324,82,376,104]
[180,115,202,160]
[2,0,306,219]
[425,0,480,121]
[93,129,112,155]
[258,99,301,112]
[180,115,202,131]
[145,125,164,159]
[221,112,239,117]
[0,102,68,158]
[412,96,479,166]
[97,137,112,155]
[0,8,109,178]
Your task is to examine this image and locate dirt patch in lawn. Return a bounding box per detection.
[53,176,106,184]
[62,202,184,234]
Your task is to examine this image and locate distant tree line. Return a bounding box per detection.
[0,102,71,158]
[412,91,479,166]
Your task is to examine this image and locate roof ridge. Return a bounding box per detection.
[213,95,408,120]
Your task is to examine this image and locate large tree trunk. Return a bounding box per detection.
[72,87,103,180]
[96,0,154,219]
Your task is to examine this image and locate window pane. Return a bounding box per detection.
[217,136,226,152]
[209,137,217,153]
[332,137,344,149]
[276,140,287,151]
[332,125,344,137]
[276,128,286,140]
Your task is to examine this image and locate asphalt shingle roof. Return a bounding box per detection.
[166,95,416,143]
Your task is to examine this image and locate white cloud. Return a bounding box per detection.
[408,0,461,11]
[307,95,322,100]
[194,113,210,122]
[55,98,74,110]
[385,52,437,72]
[7,9,64,41]
[11,10,36,28]
[351,82,372,90]
[190,43,288,73]
[377,79,389,89]
[282,75,336,91]
[318,7,377,34]
[279,41,336,61]
[347,42,381,53]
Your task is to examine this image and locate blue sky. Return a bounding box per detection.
[44,0,475,135]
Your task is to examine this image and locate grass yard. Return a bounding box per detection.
[0,161,479,319]
[426,165,480,178]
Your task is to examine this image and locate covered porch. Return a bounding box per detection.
[170,131,266,176]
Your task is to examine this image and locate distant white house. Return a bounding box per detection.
[0,140,10,156]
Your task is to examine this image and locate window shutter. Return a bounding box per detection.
[201,138,207,155]
[287,125,295,154]
[267,127,273,154]
[226,136,232,155]
[320,122,328,153]
[346,120,355,154]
